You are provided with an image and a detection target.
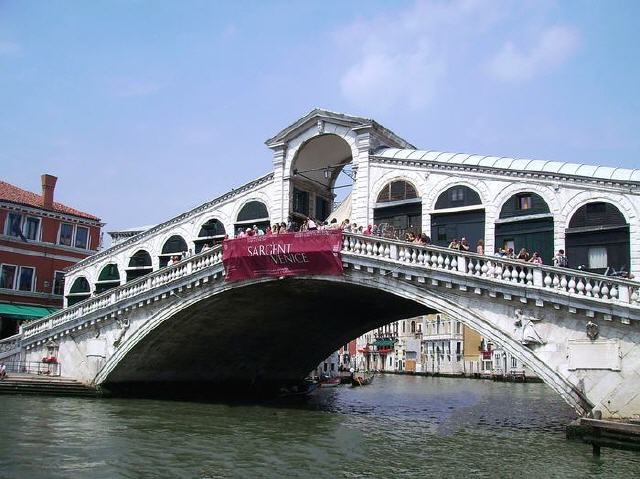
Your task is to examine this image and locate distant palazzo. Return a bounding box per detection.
[62,109,640,306]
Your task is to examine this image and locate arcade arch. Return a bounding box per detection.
[431,186,484,248]
[373,180,422,237]
[66,276,91,306]
[566,201,630,274]
[194,218,226,253]
[290,134,353,225]
[159,235,188,268]
[126,250,153,282]
[95,264,120,294]
[234,201,270,235]
[495,192,554,262]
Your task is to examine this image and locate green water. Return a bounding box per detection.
[0,375,637,478]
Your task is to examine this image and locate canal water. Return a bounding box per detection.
[0,375,638,478]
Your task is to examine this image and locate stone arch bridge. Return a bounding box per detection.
[2,233,639,419]
[2,109,640,420]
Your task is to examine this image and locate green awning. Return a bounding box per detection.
[373,339,396,348]
[0,304,59,321]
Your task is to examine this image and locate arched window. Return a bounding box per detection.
[434,186,481,209]
[376,180,418,203]
[126,250,153,282]
[234,201,270,235]
[495,193,553,263]
[66,276,90,306]
[411,321,416,333]
[374,180,421,237]
[194,219,226,253]
[159,235,188,267]
[95,264,120,294]
[566,202,629,273]
[431,186,484,247]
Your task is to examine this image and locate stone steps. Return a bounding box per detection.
[0,375,99,397]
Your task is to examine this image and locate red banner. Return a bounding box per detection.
[222,230,343,282]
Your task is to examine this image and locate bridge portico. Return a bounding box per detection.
[2,109,640,419]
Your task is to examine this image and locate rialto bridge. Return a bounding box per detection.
[1,109,640,419]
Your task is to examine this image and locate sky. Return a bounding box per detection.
[1,0,639,237]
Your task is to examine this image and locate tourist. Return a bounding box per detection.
[237,228,246,238]
[201,243,211,252]
[363,225,373,235]
[553,249,568,268]
[329,218,339,229]
[253,225,264,236]
[529,251,543,265]
[517,248,530,261]
[340,219,350,230]
[0,364,6,380]
[279,222,287,234]
[494,248,505,257]
[371,224,381,236]
[405,231,415,242]
[476,240,484,255]
[460,237,470,252]
[307,217,318,230]
[506,248,515,259]
[449,238,461,250]
[265,225,272,235]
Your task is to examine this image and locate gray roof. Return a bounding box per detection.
[265,108,415,149]
[375,148,640,183]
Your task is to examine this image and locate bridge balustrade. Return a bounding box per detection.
[3,232,639,349]
[340,232,640,306]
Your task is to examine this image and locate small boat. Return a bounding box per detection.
[279,379,319,397]
[351,372,374,387]
[320,377,341,388]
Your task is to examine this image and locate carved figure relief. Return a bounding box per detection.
[514,309,546,346]
[586,321,599,340]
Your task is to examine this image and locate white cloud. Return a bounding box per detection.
[0,41,23,57]
[488,25,580,82]
[335,1,580,110]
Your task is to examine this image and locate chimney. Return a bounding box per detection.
[41,174,58,210]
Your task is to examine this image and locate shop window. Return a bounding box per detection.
[588,247,608,269]
[437,226,446,241]
[0,264,17,289]
[18,266,35,291]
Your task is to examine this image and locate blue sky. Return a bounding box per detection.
[2,0,639,237]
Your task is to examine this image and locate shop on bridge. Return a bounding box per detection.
[66,276,90,306]
[94,264,120,294]
[373,180,422,237]
[159,235,188,267]
[565,202,630,274]
[495,192,554,262]
[125,250,153,282]
[234,200,270,234]
[430,186,485,248]
[194,219,226,253]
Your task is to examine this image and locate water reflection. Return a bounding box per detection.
[0,375,638,478]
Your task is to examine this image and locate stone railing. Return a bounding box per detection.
[18,231,640,345]
[341,232,640,307]
[0,333,22,355]
[22,247,225,340]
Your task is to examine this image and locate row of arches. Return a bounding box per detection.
[65,201,271,306]
[373,180,630,273]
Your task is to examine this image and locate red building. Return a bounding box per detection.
[0,174,102,338]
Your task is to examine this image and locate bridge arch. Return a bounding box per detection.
[95,273,590,415]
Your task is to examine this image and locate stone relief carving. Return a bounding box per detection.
[514,309,546,346]
[586,321,599,340]
[113,318,130,348]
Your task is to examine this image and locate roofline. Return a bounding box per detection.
[66,172,274,274]
[372,148,640,188]
[0,200,102,224]
[265,108,415,149]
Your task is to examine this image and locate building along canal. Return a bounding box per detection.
[1,374,638,478]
